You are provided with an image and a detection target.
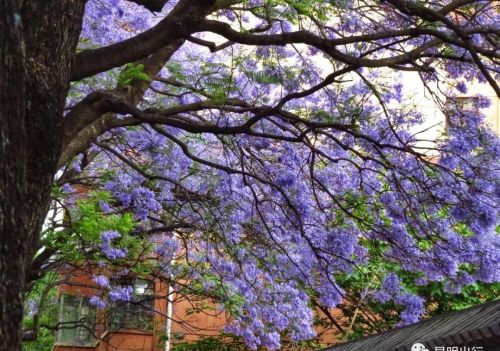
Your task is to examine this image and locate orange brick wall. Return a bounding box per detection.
[53,268,346,351]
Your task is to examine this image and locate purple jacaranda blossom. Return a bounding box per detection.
[109,286,133,302]
[60,1,500,348]
[89,296,106,310]
[92,274,110,288]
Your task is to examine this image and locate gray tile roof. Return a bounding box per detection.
[320,299,500,351]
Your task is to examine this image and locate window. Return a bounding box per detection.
[445,96,481,130]
[106,278,154,331]
[57,295,97,346]
[453,96,479,111]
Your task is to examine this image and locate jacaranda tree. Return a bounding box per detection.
[1,0,499,350]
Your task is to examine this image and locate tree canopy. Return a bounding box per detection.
[1,0,499,350]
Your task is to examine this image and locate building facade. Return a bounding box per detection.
[53,266,228,351]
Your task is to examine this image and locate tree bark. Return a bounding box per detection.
[0,1,28,350]
[1,0,218,346]
[0,1,85,350]
[72,0,216,80]
[21,0,86,264]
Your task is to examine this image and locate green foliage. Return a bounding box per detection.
[333,233,500,340]
[172,336,248,351]
[22,273,59,351]
[117,63,150,87]
[44,190,137,264]
[23,191,159,349]
[22,328,55,351]
[180,272,246,317]
[73,192,134,238]
[166,62,186,82]
[312,110,338,124]
[418,280,499,312]
[328,186,500,340]
[248,0,337,23]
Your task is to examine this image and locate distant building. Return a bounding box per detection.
[53,267,227,351]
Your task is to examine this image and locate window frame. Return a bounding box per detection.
[105,278,155,332]
[56,294,98,347]
[445,96,482,130]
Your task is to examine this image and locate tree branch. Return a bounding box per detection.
[128,0,168,12]
[71,0,216,80]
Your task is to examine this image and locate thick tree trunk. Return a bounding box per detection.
[21,0,86,263]
[0,2,85,350]
[1,0,215,348]
[0,1,28,350]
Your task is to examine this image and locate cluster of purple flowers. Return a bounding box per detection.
[64,0,500,348]
[89,296,106,310]
[109,286,133,302]
[92,274,110,288]
[100,230,127,260]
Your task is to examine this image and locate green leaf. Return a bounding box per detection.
[117,63,150,87]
